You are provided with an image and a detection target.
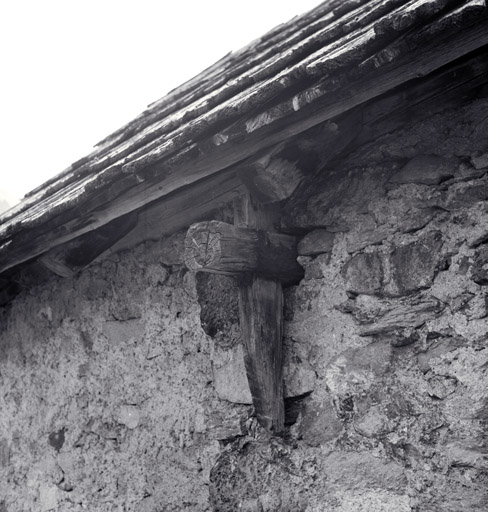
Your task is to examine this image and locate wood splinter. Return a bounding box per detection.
[184,201,302,435]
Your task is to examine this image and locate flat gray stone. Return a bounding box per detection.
[342,253,384,296]
[212,340,317,404]
[388,155,455,185]
[471,152,488,170]
[301,396,343,446]
[359,297,444,336]
[387,231,444,296]
[298,230,335,256]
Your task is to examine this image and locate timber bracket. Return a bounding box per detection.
[184,220,303,284]
[184,196,303,435]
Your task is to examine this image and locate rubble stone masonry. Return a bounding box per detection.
[1,98,488,510]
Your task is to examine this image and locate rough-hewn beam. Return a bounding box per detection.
[234,197,285,435]
[238,276,284,434]
[184,220,302,283]
[184,196,288,434]
[237,154,304,204]
[1,9,487,277]
[40,213,138,277]
[236,110,362,204]
[96,169,244,260]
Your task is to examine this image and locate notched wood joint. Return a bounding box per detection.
[183,196,301,435]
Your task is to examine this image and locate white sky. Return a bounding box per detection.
[0,0,321,204]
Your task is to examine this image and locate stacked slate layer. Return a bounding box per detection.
[0,0,487,287]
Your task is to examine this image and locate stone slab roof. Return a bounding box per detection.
[0,0,487,297]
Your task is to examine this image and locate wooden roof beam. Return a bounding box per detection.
[0,10,487,277]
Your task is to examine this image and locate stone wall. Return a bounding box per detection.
[1,97,488,511]
[208,98,488,510]
[0,238,224,511]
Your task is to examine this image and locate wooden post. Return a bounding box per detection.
[235,196,286,434]
[238,275,284,433]
[184,194,298,435]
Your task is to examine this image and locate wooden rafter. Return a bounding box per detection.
[0,0,487,283]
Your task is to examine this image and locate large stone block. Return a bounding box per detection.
[345,218,392,253]
[342,252,384,296]
[332,490,411,512]
[369,192,437,235]
[322,451,407,491]
[298,230,335,256]
[387,155,456,186]
[283,353,316,398]
[212,339,316,404]
[301,396,343,447]
[39,486,58,512]
[387,231,444,295]
[343,231,444,298]
[325,341,392,397]
[212,343,252,404]
[353,404,392,438]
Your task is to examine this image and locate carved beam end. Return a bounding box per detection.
[184,220,303,283]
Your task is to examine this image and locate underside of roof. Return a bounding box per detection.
[1,0,488,303]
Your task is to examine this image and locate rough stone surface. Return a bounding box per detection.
[158,230,186,265]
[2,91,488,511]
[387,231,444,295]
[471,152,488,170]
[387,155,456,186]
[343,252,384,296]
[297,229,335,256]
[358,296,444,335]
[300,395,343,447]
[0,243,221,511]
[344,215,393,253]
[342,231,444,298]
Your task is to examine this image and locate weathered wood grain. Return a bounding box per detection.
[184,194,287,434]
[39,213,139,277]
[238,276,284,434]
[1,0,487,281]
[184,220,302,282]
[97,169,244,259]
[234,196,285,434]
[237,146,305,204]
[9,0,474,213]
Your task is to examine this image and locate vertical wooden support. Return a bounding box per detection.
[238,275,284,433]
[234,195,284,434]
[184,194,301,435]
